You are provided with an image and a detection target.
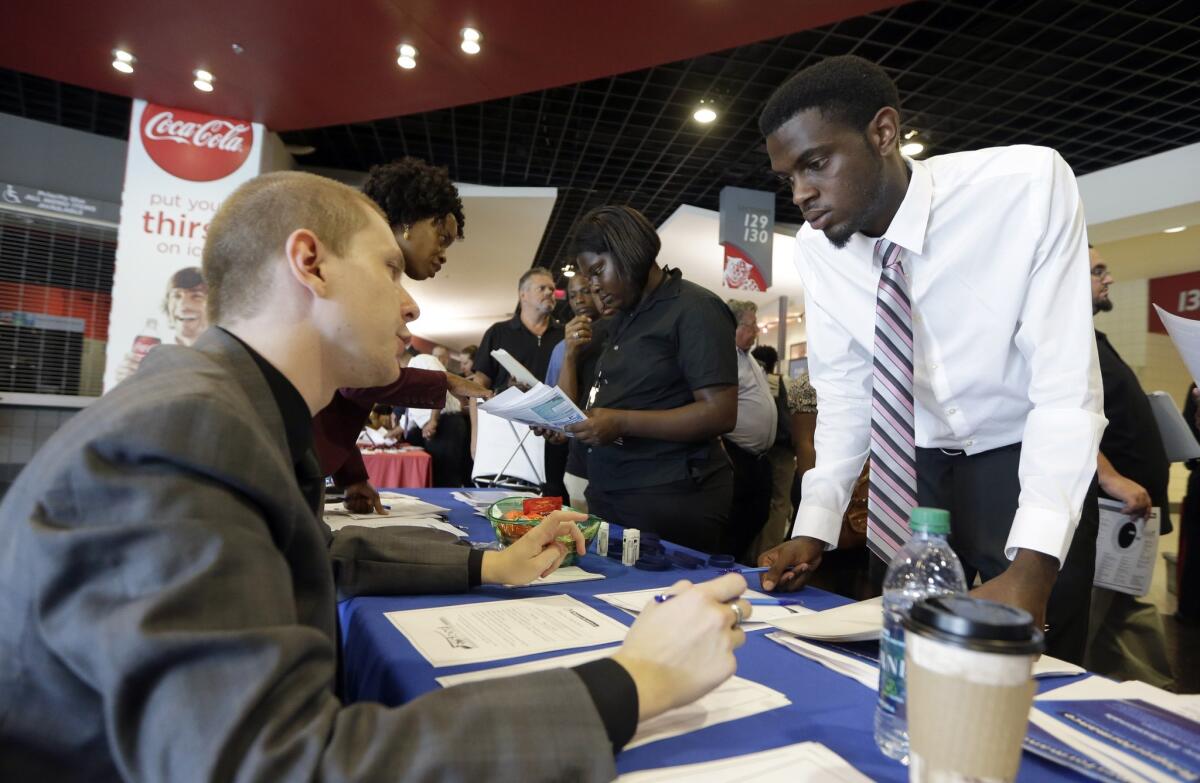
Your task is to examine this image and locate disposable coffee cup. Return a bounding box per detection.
[903,596,1044,783]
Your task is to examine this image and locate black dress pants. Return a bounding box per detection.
[407,413,471,487]
[721,439,773,561]
[586,463,733,554]
[870,443,1097,665]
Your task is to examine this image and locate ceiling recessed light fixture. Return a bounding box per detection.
[1164,226,1187,234]
[562,265,576,278]
[900,141,925,157]
[112,49,136,74]
[396,43,418,70]
[693,101,717,124]
[904,129,919,140]
[193,69,214,92]
[460,27,482,55]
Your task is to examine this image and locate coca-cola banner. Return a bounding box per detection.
[103,99,265,391]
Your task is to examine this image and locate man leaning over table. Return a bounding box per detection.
[756,55,1104,664]
[0,171,753,781]
[312,156,491,514]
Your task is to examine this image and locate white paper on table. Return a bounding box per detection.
[593,587,812,631]
[384,594,628,667]
[437,648,790,750]
[1094,499,1160,596]
[1031,654,1086,679]
[765,632,879,689]
[766,596,882,642]
[322,515,467,537]
[452,489,535,508]
[615,741,871,782]
[1026,708,1162,783]
[1037,677,1200,721]
[490,348,542,389]
[505,566,606,587]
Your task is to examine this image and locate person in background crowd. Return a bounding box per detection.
[1180,385,1200,626]
[567,206,737,553]
[756,55,1102,663]
[314,158,489,513]
[722,300,778,560]
[472,267,564,392]
[748,345,799,558]
[539,273,613,510]
[406,346,473,487]
[0,170,754,781]
[460,344,478,377]
[114,266,210,383]
[473,266,567,497]
[1085,247,1174,688]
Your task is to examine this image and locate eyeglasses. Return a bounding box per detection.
[1091,265,1108,278]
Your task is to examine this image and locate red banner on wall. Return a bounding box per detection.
[1149,271,1200,334]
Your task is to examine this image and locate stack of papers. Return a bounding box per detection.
[1026,678,1200,782]
[437,648,790,750]
[323,515,467,537]
[594,588,812,632]
[479,382,588,433]
[507,566,606,587]
[384,594,629,667]
[615,741,871,782]
[324,492,462,535]
[452,489,535,508]
[766,633,881,689]
[766,597,882,642]
[767,631,1083,690]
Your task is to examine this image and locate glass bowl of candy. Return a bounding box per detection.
[486,497,604,566]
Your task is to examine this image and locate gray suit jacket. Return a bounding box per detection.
[0,329,615,782]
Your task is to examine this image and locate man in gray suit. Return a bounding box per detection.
[0,171,752,781]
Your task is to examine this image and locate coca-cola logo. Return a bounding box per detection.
[140,103,254,182]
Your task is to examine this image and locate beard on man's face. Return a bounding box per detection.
[1094,297,1113,314]
[825,142,888,250]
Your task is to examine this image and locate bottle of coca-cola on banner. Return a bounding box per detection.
[131,318,162,360]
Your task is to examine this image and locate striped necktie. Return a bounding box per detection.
[867,239,918,561]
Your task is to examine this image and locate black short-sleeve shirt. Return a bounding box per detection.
[474,315,565,392]
[586,267,737,490]
[1096,330,1171,533]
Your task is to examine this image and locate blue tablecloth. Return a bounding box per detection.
[338,488,1085,781]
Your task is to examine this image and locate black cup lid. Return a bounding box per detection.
[903,595,1044,655]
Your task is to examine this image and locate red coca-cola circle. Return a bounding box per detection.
[140,103,254,182]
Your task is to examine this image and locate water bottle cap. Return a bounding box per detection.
[908,506,950,535]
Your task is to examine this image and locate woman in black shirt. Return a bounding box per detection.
[565,206,738,553]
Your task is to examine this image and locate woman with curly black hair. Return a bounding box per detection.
[362,156,466,280]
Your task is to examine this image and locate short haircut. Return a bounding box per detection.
[759,55,900,138]
[362,157,466,238]
[518,266,554,292]
[751,345,778,374]
[727,299,759,324]
[203,171,385,323]
[569,206,661,291]
[461,344,478,358]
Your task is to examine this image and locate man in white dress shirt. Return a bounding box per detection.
[755,55,1104,662]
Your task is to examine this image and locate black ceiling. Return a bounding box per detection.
[4,0,1199,276]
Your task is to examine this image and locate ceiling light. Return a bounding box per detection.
[397,44,418,70]
[461,28,482,54]
[1164,226,1187,234]
[562,267,576,278]
[693,101,717,124]
[904,129,919,140]
[193,69,214,92]
[901,141,925,157]
[112,49,135,73]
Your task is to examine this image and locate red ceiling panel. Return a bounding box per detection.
[0,0,906,130]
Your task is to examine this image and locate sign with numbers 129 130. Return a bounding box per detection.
[718,186,774,292]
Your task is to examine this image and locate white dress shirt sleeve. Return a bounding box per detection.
[792,293,874,549]
[1007,150,1107,567]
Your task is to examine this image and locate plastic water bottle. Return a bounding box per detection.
[874,506,967,762]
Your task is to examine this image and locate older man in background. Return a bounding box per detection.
[723,300,778,560]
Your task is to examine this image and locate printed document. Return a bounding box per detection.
[615,741,871,782]
[384,594,628,667]
[437,648,790,750]
[1094,498,1160,596]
